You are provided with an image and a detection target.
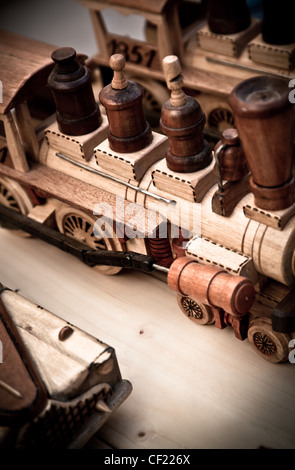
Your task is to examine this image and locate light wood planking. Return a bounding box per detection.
[0,228,294,449]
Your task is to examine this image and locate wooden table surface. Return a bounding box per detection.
[0,227,294,450]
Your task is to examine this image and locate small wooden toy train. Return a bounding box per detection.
[0,0,295,366]
[0,283,132,448]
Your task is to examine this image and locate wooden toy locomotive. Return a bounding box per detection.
[78,0,295,139]
[0,24,294,365]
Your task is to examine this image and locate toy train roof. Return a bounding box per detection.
[81,0,171,14]
[0,30,55,114]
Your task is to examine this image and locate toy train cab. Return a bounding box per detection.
[0,26,295,365]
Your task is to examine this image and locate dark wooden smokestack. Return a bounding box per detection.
[48,47,102,136]
[207,0,251,35]
[229,75,295,211]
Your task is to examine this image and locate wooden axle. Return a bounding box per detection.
[167,256,255,317]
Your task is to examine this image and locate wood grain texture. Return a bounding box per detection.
[0,162,165,238]
[0,29,55,114]
[95,132,168,181]
[197,18,261,58]
[0,228,294,449]
[248,34,295,71]
[45,116,109,162]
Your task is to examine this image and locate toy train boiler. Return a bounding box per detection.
[0,29,295,365]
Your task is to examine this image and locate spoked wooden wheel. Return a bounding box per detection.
[0,176,33,214]
[56,204,123,275]
[0,176,34,237]
[248,317,290,363]
[177,294,215,325]
[207,107,235,134]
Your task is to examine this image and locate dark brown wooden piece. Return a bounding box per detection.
[160,56,212,173]
[211,174,250,217]
[213,128,249,182]
[47,47,102,136]
[172,228,190,258]
[207,0,251,35]
[262,0,295,45]
[229,75,295,211]
[99,54,152,153]
[0,286,48,426]
[213,308,249,340]
[147,236,174,268]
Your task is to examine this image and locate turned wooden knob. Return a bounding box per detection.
[162,55,187,107]
[167,257,255,317]
[110,54,128,90]
[213,128,249,182]
[99,54,152,153]
[48,47,102,136]
[229,75,295,210]
[160,55,212,173]
[207,0,251,35]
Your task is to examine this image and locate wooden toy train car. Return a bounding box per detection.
[77,0,295,139]
[0,28,295,366]
[0,283,132,449]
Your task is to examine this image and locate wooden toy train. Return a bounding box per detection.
[0,14,295,366]
[0,283,132,449]
[78,0,295,140]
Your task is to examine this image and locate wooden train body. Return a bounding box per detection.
[0,2,295,367]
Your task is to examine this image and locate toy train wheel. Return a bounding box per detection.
[0,176,33,214]
[177,294,215,325]
[207,107,235,134]
[55,204,123,275]
[0,176,34,238]
[247,317,290,363]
